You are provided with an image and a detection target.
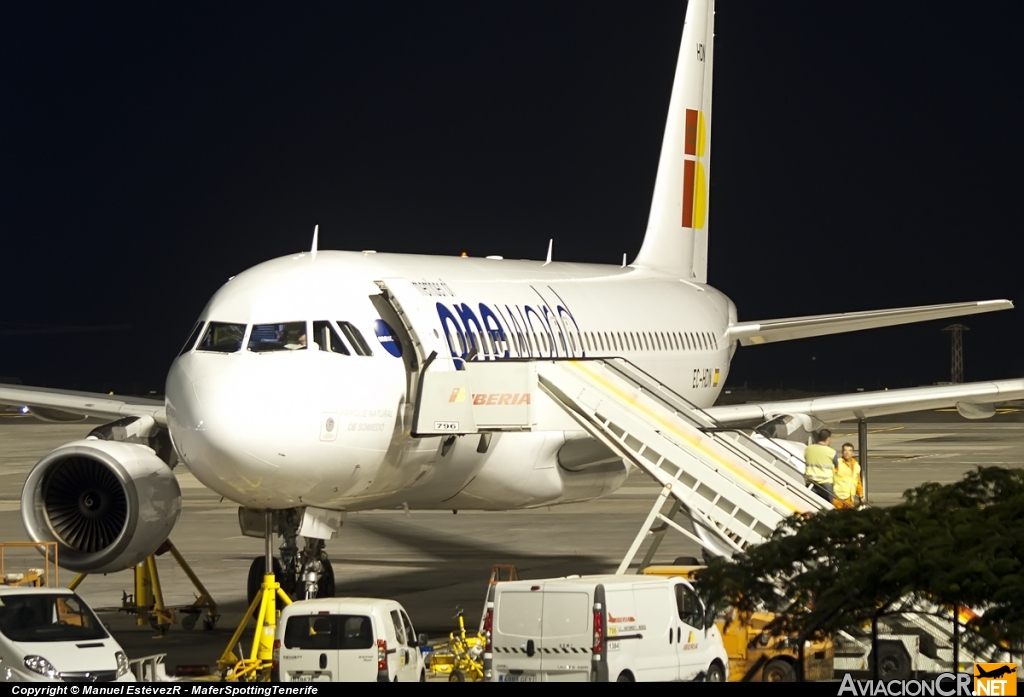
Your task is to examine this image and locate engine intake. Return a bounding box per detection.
[21,439,181,574]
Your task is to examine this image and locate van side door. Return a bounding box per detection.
[632,584,679,681]
[400,609,423,680]
[673,581,706,680]
[388,608,416,682]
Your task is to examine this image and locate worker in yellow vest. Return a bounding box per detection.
[833,442,866,509]
[803,429,836,503]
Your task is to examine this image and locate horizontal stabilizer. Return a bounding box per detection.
[707,378,1024,425]
[726,300,1013,346]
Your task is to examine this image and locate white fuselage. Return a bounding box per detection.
[165,250,736,512]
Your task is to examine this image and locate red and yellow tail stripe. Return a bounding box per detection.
[682,108,708,229]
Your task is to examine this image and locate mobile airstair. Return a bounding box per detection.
[413,356,1008,675]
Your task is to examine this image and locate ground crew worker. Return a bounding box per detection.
[803,429,836,503]
[833,442,866,509]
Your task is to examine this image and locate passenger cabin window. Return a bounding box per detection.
[179,321,205,356]
[313,321,349,355]
[197,322,246,353]
[337,322,373,356]
[248,322,307,352]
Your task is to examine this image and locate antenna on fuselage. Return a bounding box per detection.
[310,224,319,260]
[542,239,553,267]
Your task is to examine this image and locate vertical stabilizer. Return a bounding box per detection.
[634,0,714,282]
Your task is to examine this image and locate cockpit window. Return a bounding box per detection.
[248,322,307,352]
[179,321,205,356]
[337,322,372,356]
[197,322,246,353]
[313,321,350,355]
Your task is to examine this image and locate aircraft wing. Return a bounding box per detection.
[706,378,1024,426]
[0,385,166,426]
[726,300,1013,346]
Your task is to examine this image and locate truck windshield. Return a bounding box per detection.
[0,593,109,643]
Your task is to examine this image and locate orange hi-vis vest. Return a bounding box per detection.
[834,457,863,501]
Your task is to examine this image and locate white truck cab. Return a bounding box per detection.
[0,587,133,682]
[484,575,728,683]
[275,597,427,682]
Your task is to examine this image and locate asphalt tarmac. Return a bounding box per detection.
[1,407,1021,678]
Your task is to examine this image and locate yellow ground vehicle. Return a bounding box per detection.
[642,565,833,682]
[425,607,485,682]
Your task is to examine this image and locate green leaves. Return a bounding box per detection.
[693,467,1024,652]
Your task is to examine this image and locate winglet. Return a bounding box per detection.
[311,224,319,260]
[543,239,553,266]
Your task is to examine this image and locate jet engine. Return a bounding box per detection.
[754,413,826,444]
[21,439,181,574]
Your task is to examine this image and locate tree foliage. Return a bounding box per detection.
[694,467,1024,654]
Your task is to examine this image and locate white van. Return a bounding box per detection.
[484,575,728,682]
[0,587,133,682]
[274,597,427,682]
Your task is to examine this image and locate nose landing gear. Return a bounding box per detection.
[280,532,336,601]
[243,510,337,609]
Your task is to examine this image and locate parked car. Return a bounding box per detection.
[0,587,133,682]
[275,597,427,682]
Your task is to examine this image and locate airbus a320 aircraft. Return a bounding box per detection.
[3,0,1022,601]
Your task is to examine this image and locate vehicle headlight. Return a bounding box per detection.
[116,651,130,677]
[24,655,59,679]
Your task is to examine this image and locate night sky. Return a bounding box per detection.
[3,1,1022,396]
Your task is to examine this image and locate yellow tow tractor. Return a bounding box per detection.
[642,564,834,682]
[425,606,486,682]
[425,564,517,682]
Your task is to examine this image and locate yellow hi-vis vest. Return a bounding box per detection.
[803,444,836,484]
[834,457,863,501]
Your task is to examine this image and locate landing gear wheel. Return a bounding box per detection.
[762,659,797,682]
[246,556,287,610]
[317,558,335,598]
[616,671,634,682]
[449,669,466,682]
[705,662,725,682]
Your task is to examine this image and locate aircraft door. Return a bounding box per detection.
[374,278,454,368]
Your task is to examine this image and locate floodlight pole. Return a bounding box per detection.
[858,419,868,500]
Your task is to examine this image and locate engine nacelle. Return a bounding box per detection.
[21,439,181,574]
[755,413,826,444]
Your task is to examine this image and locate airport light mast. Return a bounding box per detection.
[942,323,969,384]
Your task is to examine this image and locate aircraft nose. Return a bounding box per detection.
[166,355,308,507]
[166,351,395,509]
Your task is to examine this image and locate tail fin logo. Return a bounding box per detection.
[682,108,708,229]
[449,388,467,403]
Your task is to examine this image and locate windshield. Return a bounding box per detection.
[0,593,109,643]
[248,322,307,352]
[197,322,246,353]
